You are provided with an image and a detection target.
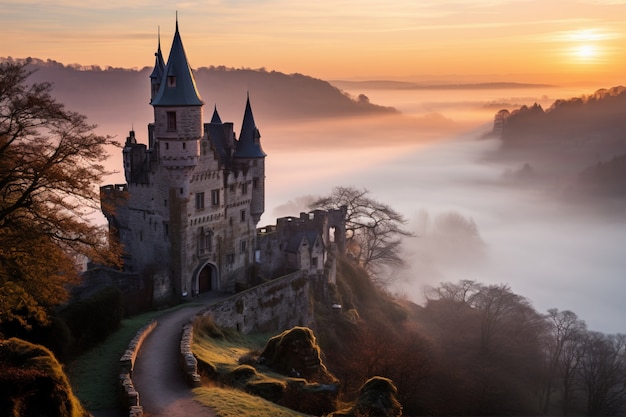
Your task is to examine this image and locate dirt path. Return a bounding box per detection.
[132,294,223,417]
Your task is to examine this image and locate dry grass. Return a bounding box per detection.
[193,385,312,417]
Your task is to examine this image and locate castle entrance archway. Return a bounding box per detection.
[193,262,219,295]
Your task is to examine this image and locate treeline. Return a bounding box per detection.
[491,86,626,200]
[319,259,626,416]
[499,86,626,149]
[1,56,396,128]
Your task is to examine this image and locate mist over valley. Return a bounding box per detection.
[16,58,626,334]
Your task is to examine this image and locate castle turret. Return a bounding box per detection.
[233,94,266,223]
[149,29,166,103]
[151,18,204,167]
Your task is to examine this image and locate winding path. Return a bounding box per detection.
[131,293,223,417]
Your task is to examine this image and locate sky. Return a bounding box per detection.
[1,0,626,84]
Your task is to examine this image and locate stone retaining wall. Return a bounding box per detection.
[199,270,311,334]
[180,323,201,387]
[180,271,312,386]
[119,320,157,417]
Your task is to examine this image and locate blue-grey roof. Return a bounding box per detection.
[233,95,266,158]
[151,21,203,107]
[149,34,165,81]
[285,231,320,254]
[210,105,222,124]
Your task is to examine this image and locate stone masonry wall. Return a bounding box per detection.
[198,270,311,334]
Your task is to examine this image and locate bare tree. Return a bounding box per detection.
[541,309,587,415]
[310,186,413,286]
[578,332,626,416]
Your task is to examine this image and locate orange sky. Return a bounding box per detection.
[1,1,625,84]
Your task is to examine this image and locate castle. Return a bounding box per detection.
[99,20,345,305]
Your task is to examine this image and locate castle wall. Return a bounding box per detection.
[198,270,311,334]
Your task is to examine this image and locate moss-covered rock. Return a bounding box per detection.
[328,376,402,417]
[0,338,89,417]
[258,326,337,384]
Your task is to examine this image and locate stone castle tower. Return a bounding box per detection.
[100,20,266,301]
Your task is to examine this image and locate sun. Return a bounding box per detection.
[566,29,606,64]
[574,44,597,61]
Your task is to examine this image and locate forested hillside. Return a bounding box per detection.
[318,257,626,416]
[491,86,626,199]
[3,57,395,128]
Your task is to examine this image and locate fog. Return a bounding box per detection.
[92,80,624,334]
[260,84,626,335]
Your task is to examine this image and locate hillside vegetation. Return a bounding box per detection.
[0,338,89,417]
[491,85,626,200]
[3,58,395,130]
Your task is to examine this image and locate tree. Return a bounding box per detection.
[541,309,587,415]
[424,281,546,415]
[0,61,120,331]
[309,186,413,285]
[578,332,626,416]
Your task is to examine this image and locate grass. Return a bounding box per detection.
[192,321,269,374]
[67,303,202,411]
[193,386,312,417]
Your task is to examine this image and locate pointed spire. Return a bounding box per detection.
[151,17,203,107]
[234,93,266,158]
[210,105,222,124]
[150,27,165,81]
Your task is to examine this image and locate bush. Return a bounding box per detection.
[58,287,124,355]
[0,338,89,417]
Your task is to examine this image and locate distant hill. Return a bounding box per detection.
[490,86,626,198]
[498,86,626,150]
[331,80,553,90]
[2,57,396,129]
[576,154,626,198]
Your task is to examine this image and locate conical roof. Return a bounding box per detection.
[233,94,266,158]
[149,30,165,81]
[210,105,222,124]
[151,20,203,107]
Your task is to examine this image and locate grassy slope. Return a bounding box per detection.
[67,304,201,411]
[192,322,317,417]
[194,386,310,417]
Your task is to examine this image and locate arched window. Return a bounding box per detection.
[198,228,213,254]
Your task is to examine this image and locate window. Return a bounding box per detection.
[253,177,259,190]
[240,240,247,254]
[198,228,212,253]
[211,189,220,206]
[164,222,169,237]
[165,142,169,150]
[167,111,176,131]
[240,209,246,222]
[164,199,168,207]
[182,142,186,150]
[167,75,176,87]
[227,253,235,265]
[241,182,248,195]
[196,192,205,210]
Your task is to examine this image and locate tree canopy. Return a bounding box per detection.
[0,61,120,331]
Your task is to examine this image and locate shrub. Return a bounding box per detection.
[0,338,89,417]
[58,287,124,355]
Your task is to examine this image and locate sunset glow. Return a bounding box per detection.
[1,1,625,85]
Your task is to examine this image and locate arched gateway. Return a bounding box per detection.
[193,262,219,294]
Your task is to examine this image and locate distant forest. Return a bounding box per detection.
[492,86,626,199]
[1,57,396,126]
